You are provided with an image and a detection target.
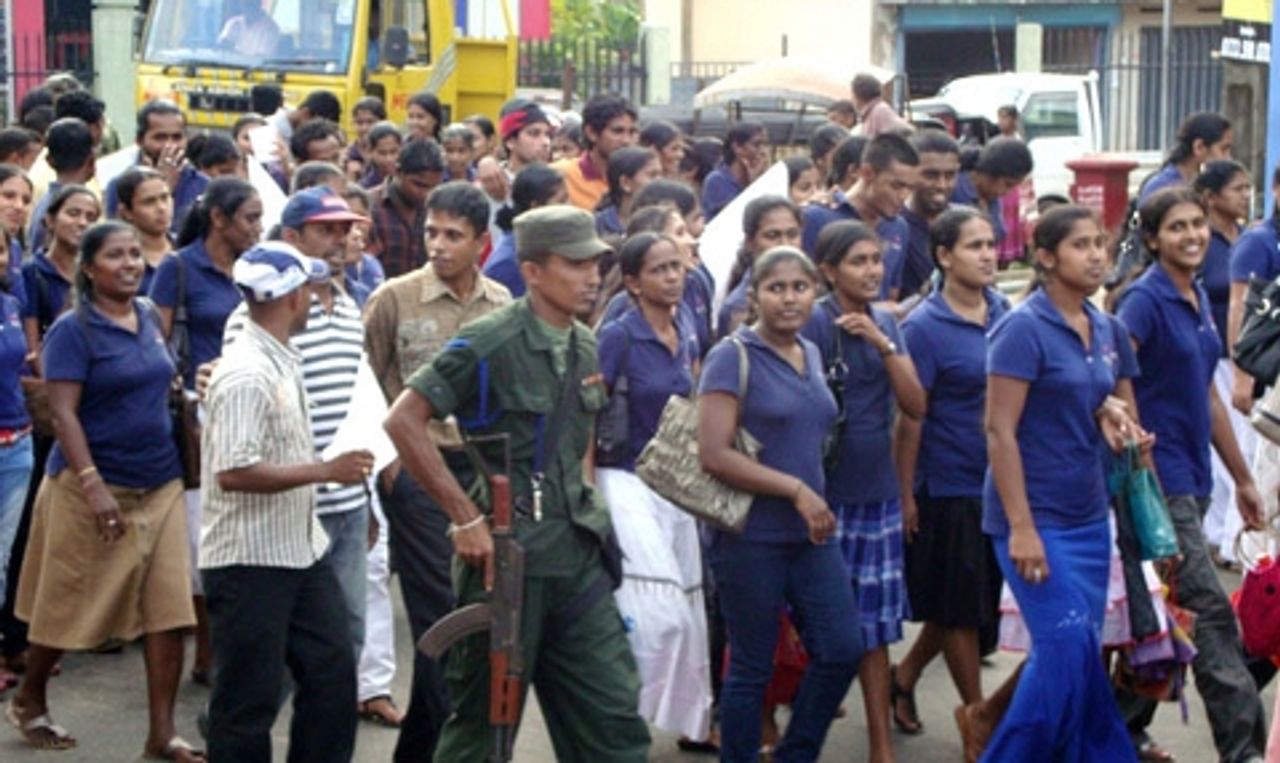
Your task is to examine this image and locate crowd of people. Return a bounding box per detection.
[0,68,1276,763]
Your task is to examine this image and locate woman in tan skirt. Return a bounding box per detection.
[6,221,200,761]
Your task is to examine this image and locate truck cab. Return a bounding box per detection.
[908,72,1104,200]
[136,0,516,133]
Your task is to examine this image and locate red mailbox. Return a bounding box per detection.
[1067,155,1140,234]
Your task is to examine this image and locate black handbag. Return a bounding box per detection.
[594,330,632,467]
[1233,275,1280,386]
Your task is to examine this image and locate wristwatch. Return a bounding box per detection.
[880,340,897,358]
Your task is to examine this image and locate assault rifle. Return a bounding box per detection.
[418,473,524,762]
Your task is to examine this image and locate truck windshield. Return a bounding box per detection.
[143,0,360,74]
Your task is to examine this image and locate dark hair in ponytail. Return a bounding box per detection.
[815,219,878,268]
[728,195,801,293]
[598,147,657,211]
[75,220,134,311]
[1194,159,1248,196]
[114,166,166,211]
[1168,112,1231,165]
[1027,204,1096,293]
[929,205,992,271]
[495,163,563,233]
[177,176,256,248]
[617,231,676,279]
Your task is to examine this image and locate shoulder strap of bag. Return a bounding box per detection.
[731,334,749,429]
[32,264,51,335]
[171,255,191,377]
[534,331,582,477]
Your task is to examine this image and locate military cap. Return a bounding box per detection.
[514,206,611,262]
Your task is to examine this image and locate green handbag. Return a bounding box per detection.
[1109,443,1179,561]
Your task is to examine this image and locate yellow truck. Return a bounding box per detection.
[135,0,517,133]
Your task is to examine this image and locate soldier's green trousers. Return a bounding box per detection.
[432,551,651,762]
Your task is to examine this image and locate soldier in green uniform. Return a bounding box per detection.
[383,205,651,762]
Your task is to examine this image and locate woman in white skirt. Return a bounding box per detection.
[595,231,713,744]
[1193,160,1255,564]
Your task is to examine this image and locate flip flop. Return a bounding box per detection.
[6,699,76,750]
[143,735,206,761]
[890,664,924,734]
[1137,740,1176,762]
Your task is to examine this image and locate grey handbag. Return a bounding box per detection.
[635,337,760,533]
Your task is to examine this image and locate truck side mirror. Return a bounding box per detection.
[383,27,410,70]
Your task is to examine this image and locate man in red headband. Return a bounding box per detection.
[475,99,552,208]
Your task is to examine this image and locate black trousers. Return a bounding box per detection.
[380,456,472,763]
[203,558,357,763]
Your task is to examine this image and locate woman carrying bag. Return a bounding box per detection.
[697,246,861,762]
[596,231,712,746]
[1113,186,1267,763]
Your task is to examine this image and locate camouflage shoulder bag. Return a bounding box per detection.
[635,336,760,533]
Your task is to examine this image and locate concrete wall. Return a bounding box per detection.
[686,0,878,69]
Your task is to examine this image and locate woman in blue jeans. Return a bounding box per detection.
[0,235,32,692]
[975,205,1147,762]
[698,246,862,763]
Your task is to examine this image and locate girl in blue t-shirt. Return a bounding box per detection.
[1193,161,1257,568]
[802,220,924,763]
[698,247,861,762]
[593,147,662,238]
[1115,187,1267,761]
[595,232,712,744]
[891,208,1009,736]
[148,176,261,684]
[718,196,802,339]
[961,205,1148,762]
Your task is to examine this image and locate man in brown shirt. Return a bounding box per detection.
[362,181,509,761]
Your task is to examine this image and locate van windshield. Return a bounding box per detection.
[143,0,360,74]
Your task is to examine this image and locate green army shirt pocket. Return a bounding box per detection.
[572,380,608,454]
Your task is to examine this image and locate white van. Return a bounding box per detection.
[908,72,1106,200]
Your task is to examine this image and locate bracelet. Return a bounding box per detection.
[78,465,99,479]
[791,479,805,503]
[447,514,487,538]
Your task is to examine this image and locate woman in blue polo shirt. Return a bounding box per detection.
[20,185,99,368]
[890,208,1008,735]
[702,122,769,222]
[594,147,662,237]
[1193,160,1255,566]
[149,176,261,685]
[595,231,712,745]
[1137,112,1233,205]
[698,246,861,763]
[0,237,32,692]
[1114,187,1267,762]
[718,196,802,339]
[0,164,33,295]
[10,221,196,758]
[801,220,925,763]
[482,164,566,299]
[1227,166,1280,415]
[968,204,1145,761]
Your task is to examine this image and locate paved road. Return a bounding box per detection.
[0,574,1266,762]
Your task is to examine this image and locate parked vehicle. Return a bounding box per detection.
[135,0,517,133]
[908,71,1105,200]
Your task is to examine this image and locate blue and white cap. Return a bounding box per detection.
[232,242,329,302]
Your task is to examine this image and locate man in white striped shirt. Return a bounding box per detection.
[200,242,373,761]
[221,187,374,665]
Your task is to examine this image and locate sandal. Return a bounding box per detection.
[1137,740,1176,762]
[5,699,76,750]
[144,735,206,762]
[357,695,403,727]
[889,664,923,734]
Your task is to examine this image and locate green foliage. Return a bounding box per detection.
[550,0,641,48]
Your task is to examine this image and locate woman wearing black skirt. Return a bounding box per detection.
[889,207,1007,735]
